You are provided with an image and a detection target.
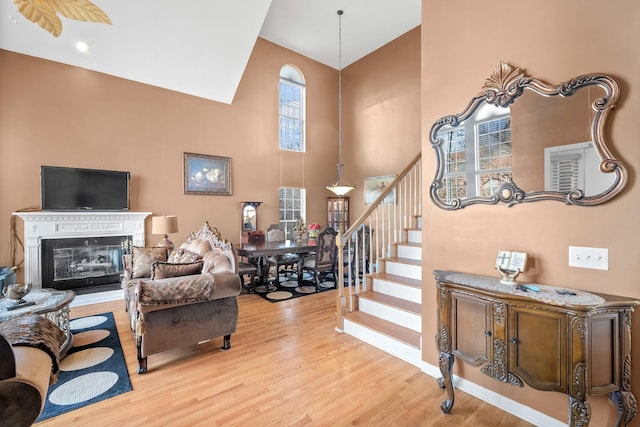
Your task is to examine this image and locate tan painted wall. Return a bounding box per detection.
[0,39,339,274]
[342,27,422,222]
[0,27,422,281]
[422,0,640,425]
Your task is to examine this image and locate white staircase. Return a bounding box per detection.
[343,218,422,367]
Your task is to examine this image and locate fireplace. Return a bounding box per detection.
[12,211,150,291]
[41,235,130,290]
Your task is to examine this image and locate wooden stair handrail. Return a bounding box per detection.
[336,152,422,331]
[342,152,421,243]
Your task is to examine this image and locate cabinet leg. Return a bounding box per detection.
[438,351,455,414]
[610,391,637,427]
[568,397,591,427]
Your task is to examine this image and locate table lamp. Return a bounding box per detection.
[152,215,178,253]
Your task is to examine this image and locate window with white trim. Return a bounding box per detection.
[436,106,512,202]
[279,187,306,239]
[439,127,467,201]
[279,65,306,152]
[476,116,512,197]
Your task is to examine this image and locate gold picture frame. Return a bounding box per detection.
[183,152,232,195]
[364,175,396,205]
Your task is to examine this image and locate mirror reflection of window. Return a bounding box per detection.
[544,142,616,196]
[243,206,256,231]
[440,127,467,202]
[477,115,512,197]
[437,103,512,203]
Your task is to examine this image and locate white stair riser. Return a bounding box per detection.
[344,320,422,368]
[397,244,421,261]
[358,298,421,332]
[386,261,421,281]
[407,229,421,244]
[372,279,421,303]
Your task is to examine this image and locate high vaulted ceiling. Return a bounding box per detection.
[0,0,420,104]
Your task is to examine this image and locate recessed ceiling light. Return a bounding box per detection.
[75,41,89,53]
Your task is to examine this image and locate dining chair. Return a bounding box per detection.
[344,224,371,284]
[266,224,300,283]
[297,227,338,292]
[238,261,258,293]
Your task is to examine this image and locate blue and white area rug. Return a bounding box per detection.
[37,312,132,421]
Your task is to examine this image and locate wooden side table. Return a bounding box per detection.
[0,288,76,356]
[434,270,639,427]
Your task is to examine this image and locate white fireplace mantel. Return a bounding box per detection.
[13,211,151,289]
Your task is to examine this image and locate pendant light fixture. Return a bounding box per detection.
[327,9,355,197]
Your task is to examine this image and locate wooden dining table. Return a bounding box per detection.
[234,239,318,284]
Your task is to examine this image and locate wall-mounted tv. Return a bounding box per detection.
[41,166,130,211]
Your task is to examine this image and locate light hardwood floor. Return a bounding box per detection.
[37,290,534,426]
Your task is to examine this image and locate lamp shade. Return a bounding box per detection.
[326,182,355,196]
[151,215,178,235]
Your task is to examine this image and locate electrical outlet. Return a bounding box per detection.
[568,246,609,270]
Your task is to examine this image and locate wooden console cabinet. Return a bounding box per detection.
[434,270,639,427]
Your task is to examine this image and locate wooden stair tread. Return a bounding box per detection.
[345,311,421,349]
[357,290,421,315]
[384,257,421,266]
[370,272,421,288]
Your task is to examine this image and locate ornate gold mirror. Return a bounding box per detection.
[429,62,627,209]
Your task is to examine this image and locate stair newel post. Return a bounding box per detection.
[336,231,347,331]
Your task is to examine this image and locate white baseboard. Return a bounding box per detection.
[71,289,123,307]
[420,362,566,427]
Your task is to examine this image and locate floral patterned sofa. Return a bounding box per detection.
[122,222,242,373]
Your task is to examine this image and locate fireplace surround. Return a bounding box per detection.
[12,211,150,290]
[41,235,131,290]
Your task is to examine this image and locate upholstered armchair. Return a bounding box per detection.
[121,222,242,374]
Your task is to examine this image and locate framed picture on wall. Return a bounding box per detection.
[183,152,232,195]
[364,175,396,205]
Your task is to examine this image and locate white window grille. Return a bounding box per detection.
[279,187,306,239]
[544,143,589,192]
[438,127,467,202]
[476,116,512,197]
[279,65,306,152]
[436,113,512,201]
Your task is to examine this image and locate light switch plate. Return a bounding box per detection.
[568,246,609,270]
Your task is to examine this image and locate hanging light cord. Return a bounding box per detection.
[326,9,354,196]
[337,9,344,177]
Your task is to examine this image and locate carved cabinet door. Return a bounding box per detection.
[508,306,568,392]
[450,292,493,366]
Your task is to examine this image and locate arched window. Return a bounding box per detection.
[279,65,306,152]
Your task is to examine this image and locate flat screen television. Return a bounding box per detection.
[41,166,130,211]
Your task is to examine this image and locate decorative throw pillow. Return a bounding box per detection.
[131,246,168,278]
[167,248,200,264]
[151,261,203,280]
